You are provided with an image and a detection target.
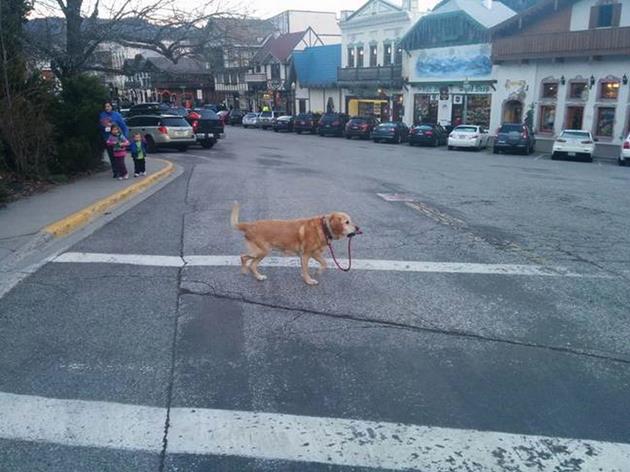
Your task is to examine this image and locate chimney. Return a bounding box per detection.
[483,0,493,9]
[403,0,418,11]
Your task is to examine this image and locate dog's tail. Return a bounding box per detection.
[230,201,246,231]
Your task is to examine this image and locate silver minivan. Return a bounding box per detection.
[256,110,285,130]
[126,114,196,152]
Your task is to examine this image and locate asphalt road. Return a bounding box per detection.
[1,127,629,471]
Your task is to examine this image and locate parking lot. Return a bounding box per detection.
[1,126,629,471]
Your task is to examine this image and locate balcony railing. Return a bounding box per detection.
[337,65,402,88]
[492,27,630,61]
[244,72,267,83]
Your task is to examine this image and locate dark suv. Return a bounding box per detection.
[318,113,349,137]
[186,109,224,148]
[128,102,170,116]
[493,123,536,155]
[294,113,322,134]
[345,116,379,140]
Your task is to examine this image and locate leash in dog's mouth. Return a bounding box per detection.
[329,228,362,272]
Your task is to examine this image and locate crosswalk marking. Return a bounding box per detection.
[1,391,628,470]
[52,252,603,277]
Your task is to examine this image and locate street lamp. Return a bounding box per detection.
[462,78,472,124]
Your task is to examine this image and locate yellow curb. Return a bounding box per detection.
[43,159,175,238]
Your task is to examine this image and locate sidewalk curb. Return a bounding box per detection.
[43,158,174,238]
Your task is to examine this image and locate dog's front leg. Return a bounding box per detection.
[300,254,318,285]
[313,252,327,275]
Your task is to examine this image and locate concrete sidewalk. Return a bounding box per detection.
[0,156,177,296]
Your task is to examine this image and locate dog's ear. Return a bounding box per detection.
[329,213,344,239]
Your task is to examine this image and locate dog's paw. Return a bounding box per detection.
[255,274,268,281]
[305,278,319,286]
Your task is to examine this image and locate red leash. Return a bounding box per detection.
[321,217,361,272]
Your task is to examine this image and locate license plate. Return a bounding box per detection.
[568,152,576,156]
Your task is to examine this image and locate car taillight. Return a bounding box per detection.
[624,141,630,149]
[158,126,168,135]
[192,120,199,131]
[425,131,433,136]
[361,124,369,129]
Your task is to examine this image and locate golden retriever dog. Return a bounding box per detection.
[231,202,360,285]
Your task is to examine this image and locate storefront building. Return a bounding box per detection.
[400,0,516,127]
[490,0,630,155]
[292,45,343,114]
[337,0,421,121]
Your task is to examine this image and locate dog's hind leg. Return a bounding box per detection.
[245,240,269,281]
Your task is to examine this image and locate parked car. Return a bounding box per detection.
[273,115,294,132]
[203,104,219,112]
[345,116,379,140]
[408,123,447,147]
[551,130,595,162]
[448,125,490,151]
[294,112,322,134]
[493,123,535,154]
[318,113,349,137]
[186,109,224,148]
[372,121,409,144]
[228,109,245,125]
[217,110,230,125]
[126,114,195,152]
[242,112,260,128]
[620,133,630,166]
[127,102,170,117]
[257,110,285,129]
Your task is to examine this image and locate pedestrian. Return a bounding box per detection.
[99,101,129,178]
[106,125,130,180]
[129,132,148,177]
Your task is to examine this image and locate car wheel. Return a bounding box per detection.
[586,155,593,163]
[448,145,453,150]
[551,152,559,160]
[373,139,379,143]
[345,135,351,139]
[296,130,301,134]
[145,136,157,153]
[177,145,189,152]
[274,128,278,132]
[493,147,499,154]
[618,157,626,167]
[200,140,214,149]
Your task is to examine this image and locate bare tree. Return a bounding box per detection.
[27,0,249,80]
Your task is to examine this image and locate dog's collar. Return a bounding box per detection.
[321,216,333,241]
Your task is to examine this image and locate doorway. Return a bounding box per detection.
[503,100,523,123]
[566,106,584,130]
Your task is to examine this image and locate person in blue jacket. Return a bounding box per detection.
[129,132,149,177]
[99,101,128,178]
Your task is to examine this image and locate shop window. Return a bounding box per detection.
[383,44,392,65]
[600,81,620,100]
[369,45,378,67]
[565,106,584,130]
[394,45,402,65]
[271,63,281,80]
[541,82,558,99]
[569,82,588,100]
[414,94,438,125]
[347,48,355,68]
[539,105,556,133]
[357,46,364,67]
[466,95,492,128]
[595,107,615,137]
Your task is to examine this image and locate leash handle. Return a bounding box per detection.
[327,237,352,272]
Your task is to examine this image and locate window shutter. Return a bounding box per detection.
[612,3,622,27]
[589,5,599,28]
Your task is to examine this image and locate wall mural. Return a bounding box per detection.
[414,45,492,78]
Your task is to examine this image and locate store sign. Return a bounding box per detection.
[439,86,449,100]
[267,79,284,91]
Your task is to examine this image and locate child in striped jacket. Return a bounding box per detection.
[106,124,130,180]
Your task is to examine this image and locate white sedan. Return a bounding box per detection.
[619,133,630,167]
[242,112,260,128]
[447,125,489,151]
[551,130,595,162]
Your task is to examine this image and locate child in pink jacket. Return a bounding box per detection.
[106,124,130,180]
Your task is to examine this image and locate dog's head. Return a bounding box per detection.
[328,212,361,240]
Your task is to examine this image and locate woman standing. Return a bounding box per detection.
[99,101,128,178]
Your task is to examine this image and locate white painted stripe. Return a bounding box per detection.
[1,391,629,470]
[52,251,593,277]
[53,252,183,267]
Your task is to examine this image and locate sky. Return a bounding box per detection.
[249,0,440,18]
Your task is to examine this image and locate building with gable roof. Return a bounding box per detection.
[337,0,422,121]
[291,44,343,114]
[490,0,630,156]
[400,0,516,127]
[245,28,325,113]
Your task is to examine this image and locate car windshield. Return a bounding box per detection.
[349,118,367,125]
[499,124,523,133]
[561,131,590,139]
[296,114,312,119]
[245,113,257,118]
[260,112,272,117]
[454,126,478,132]
[416,125,433,130]
[160,117,190,127]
